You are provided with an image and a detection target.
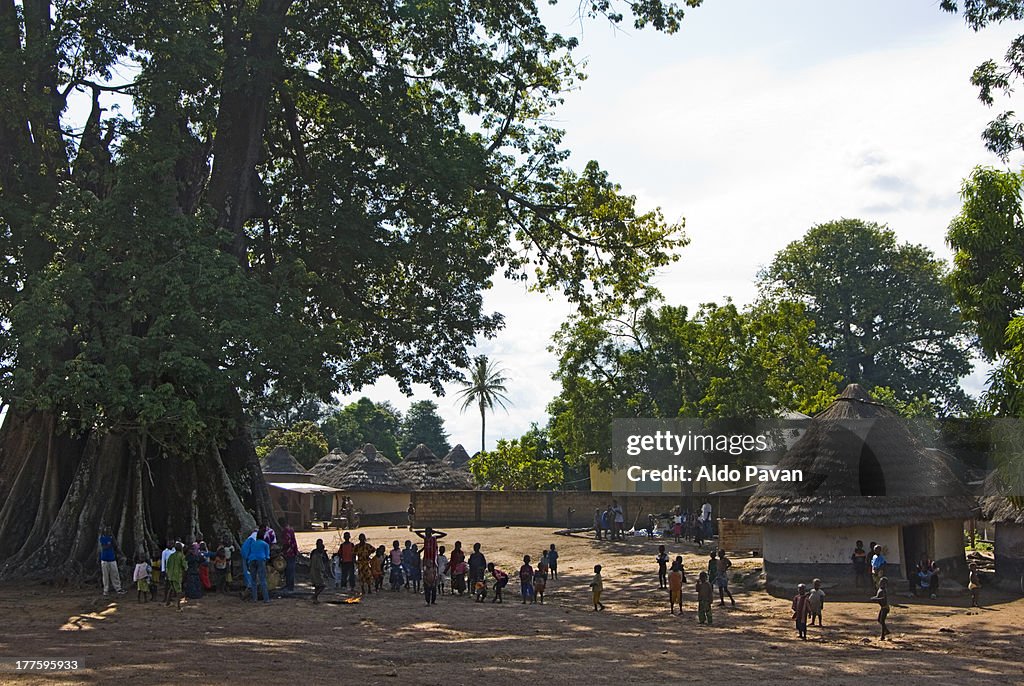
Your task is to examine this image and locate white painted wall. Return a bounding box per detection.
[763,525,901,565]
[934,519,966,561]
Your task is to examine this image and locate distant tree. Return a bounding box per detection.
[248,391,329,442]
[760,219,973,412]
[457,356,512,453]
[399,400,451,456]
[549,299,839,468]
[320,398,402,460]
[256,421,330,469]
[469,435,564,490]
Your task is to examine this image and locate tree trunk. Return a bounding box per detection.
[0,405,270,581]
[480,403,486,454]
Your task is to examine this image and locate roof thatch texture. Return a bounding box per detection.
[980,473,1024,525]
[397,443,476,490]
[318,443,412,492]
[740,384,975,527]
[443,444,472,470]
[259,446,307,474]
[306,448,352,482]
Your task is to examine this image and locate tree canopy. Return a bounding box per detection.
[398,400,450,457]
[256,420,329,469]
[469,434,565,490]
[548,299,839,467]
[319,398,403,459]
[759,219,973,413]
[0,0,689,579]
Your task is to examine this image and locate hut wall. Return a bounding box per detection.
[718,519,762,554]
[933,519,969,584]
[348,492,409,516]
[995,523,1024,582]
[762,525,901,588]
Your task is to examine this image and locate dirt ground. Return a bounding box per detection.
[1,525,1022,685]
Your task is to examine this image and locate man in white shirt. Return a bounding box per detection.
[612,501,625,540]
[701,500,713,539]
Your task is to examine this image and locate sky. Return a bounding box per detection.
[339,0,1023,453]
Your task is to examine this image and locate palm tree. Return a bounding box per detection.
[457,355,512,453]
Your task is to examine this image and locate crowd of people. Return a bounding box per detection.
[98,516,987,642]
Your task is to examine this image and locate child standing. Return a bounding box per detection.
[871,576,890,640]
[437,545,450,595]
[389,540,404,591]
[133,554,151,603]
[548,544,559,580]
[807,578,826,626]
[716,549,735,607]
[668,560,684,614]
[533,561,547,604]
[695,571,712,625]
[520,555,535,604]
[707,551,718,591]
[590,564,605,611]
[423,552,438,606]
[488,562,509,603]
[792,583,810,640]
[164,542,186,610]
[968,563,981,608]
[409,543,422,593]
[372,546,385,592]
[656,545,669,589]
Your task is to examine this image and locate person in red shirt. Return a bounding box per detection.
[337,532,356,591]
[792,583,810,640]
[519,555,535,605]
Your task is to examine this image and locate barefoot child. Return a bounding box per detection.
[657,545,669,589]
[438,546,450,595]
[164,542,187,610]
[871,576,890,640]
[372,546,385,592]
[968,563,981,608]
[520,555,535,604]
[488,562,509,603]
[548,544,559,580]
[807,578,826,626]
[716,549,735,606]
[534,560,547,604]
[792,583,810,640]
[695,571,713,625]
[133,554,151,603]
[309,539,329,603]
[668,560,684,614]
[590,564,605,611]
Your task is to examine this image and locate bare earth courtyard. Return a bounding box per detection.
[1,526,1022,686]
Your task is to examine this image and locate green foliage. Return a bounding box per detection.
[0,1,687,461]
[942,0,1024,157]
[549,298,840,467]
[469,434,564,490]
[319,398,403,460]
[399,400,451,456]
[256,420,330,469]
[760,219,973,413]
[867,386,937,419]
[457,355,512,452]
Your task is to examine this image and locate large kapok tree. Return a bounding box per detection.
[0,0,692,579]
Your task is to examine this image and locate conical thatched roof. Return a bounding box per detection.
[307,448,352,482]
[396,443,476,490]
[319,443,412,492]
[443,444,472,470]
[981,473,1024,525]
[260,446,307,474]
[740,384,975,527]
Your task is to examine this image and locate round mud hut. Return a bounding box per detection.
[397,443,476,491]
[739,384,974,591]
[981,476,1024,585]
[260,445,308,478]
[320,443,412,519]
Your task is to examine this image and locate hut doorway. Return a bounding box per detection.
[902,523,933,578]
[858,443,886,496]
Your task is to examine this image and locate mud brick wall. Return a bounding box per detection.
[718,519,763,554]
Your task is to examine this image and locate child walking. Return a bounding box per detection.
[695,571,713,625]
[488,562,509,603]
[548,544,559,580]
[656,545,669,589]
[792,583,810,640]
[807,578,826,626]
[590,564,605,611]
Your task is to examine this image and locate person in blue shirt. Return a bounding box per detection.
[98,527,124,595]
[870,545,887,590]
[248,533,271,603]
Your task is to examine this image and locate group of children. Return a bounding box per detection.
[656,545,736,622]
[790,579,828,640]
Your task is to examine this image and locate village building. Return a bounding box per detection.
[740,384,975,591]
[316,443,412,524]
[260,446,343,529]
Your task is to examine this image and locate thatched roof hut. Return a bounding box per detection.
[397,443,476,490]
[981,474,1024,582]
[322,444,411,493]
[260,446,307,475]
[307,448,352,482]
[443,444,473,470]
[740,384,975,527]
[739,384,973,589]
